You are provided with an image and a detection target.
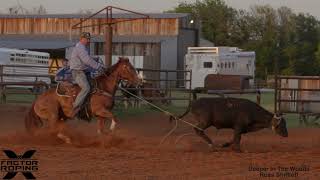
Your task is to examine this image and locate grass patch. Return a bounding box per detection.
[3,91,317,128]
[3,94,36,104]
[113,92,304,128]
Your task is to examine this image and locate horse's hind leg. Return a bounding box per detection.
[96,116,106,135]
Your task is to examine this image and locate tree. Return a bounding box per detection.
[7,4,47,15]
[78,9,94,15]
[241,5,279,78]
[168,0,320,78]
[168,0,236,45]
[292,13,319,75]
[7,5,28,14]
[31,5,47,14]
[166,2,194,14]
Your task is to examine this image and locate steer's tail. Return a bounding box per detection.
[169,101,192,123]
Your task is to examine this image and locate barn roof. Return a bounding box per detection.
[0,13,189,19]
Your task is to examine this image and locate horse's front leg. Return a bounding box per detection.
[91,95,118,134]
[96,110,117,135]
[47,114,71,144]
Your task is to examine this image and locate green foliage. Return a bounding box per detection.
[168,0,320,79]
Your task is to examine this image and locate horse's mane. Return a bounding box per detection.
[97,58,128,78]
[104,63,119,76]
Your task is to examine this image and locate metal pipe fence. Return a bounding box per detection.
[0,65,192,104]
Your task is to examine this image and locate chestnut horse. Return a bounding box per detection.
[25,58,141,144]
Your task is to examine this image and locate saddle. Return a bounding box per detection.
[55,65,109,121]
[56,78,97,96]
[56,79,98,122]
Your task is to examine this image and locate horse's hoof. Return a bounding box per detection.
[65,138,72,144]
[110,121,117,131]
[97,130,109,136]
[231,145,242,153]
[233,149,242,153]
[222,142,232,148]
[208,144,219,152]
[57,133,72,144]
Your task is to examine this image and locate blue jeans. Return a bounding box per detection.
[72,70,90,108]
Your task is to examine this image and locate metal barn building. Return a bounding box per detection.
[0,13,199,81]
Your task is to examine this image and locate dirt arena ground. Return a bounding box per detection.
[0,104,319,180]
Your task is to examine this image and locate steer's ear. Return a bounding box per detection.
[273,114,282,126]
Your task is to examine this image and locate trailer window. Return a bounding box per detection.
[203,62,212,68]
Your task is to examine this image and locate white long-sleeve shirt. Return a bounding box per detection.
[70,42,100,70]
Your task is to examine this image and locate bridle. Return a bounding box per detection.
[94,63,139,97]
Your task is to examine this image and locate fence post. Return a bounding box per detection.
[165,71,168,96]
[0,66,3,103]
[256,90,261,105]
[0,65,3,83]
[274,75,278,113]
[137,69,141,107]
[165,71,172,104]
[189,70,192,104]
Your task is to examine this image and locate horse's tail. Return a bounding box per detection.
[25,102,42,133]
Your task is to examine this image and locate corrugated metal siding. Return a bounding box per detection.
[178,29,197,87]
[280,79,320,113]
[3,65,50,84]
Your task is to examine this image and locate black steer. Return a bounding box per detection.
[171,97,288,152]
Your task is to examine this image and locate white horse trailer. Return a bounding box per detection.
[185,47,255,89]
[0,48,50,86]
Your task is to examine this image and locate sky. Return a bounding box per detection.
[0,0,319,18]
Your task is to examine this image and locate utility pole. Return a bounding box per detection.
[72,6,149,67]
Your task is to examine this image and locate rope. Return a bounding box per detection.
[55,82,73,98]
[159,118,178,145]
[118,86,204,131]
[118,86,204,145]
[175,133,195,145]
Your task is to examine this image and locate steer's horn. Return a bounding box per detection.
[273,114,282,120]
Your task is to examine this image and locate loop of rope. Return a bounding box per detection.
[55,82,73,98]
[118,85,204,145]
[159,118,178,145]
